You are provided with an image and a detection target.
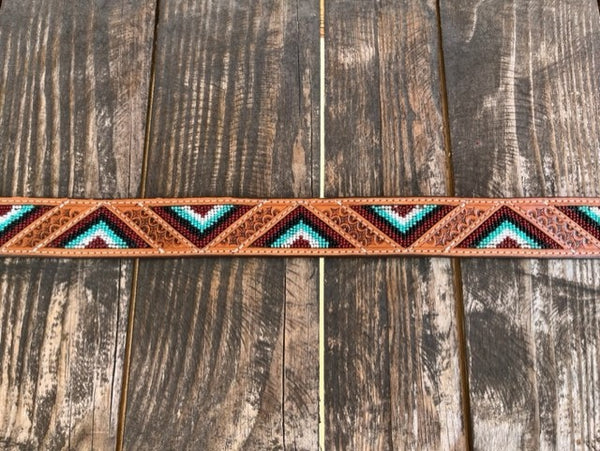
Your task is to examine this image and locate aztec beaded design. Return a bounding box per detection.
[458,206,561,249]
[557,206,600,241]
[2,198,600,257]
[49,206,150,249]
[351,204,455,247]
[0,204,53,246]
[152,204,252,247]
[251,206,353,249]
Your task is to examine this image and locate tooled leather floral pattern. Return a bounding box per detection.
[525,207,591,249]
[120,207,185,247]
[319,206,386,246]
[11,207,81,247]
[222,205,286,245]
[423,206,489,247]
[222,205,286,246]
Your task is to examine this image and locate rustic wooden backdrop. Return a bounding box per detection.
[0,0,599,450]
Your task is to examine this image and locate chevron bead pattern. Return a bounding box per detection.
[351,204,455,247]
[1,198,600,257]
[458,206,561,249]
[557,206,600,241]
[152,204,252,247]
[251,206,353,249]
[0,204,52,246]
[49,206,150,249]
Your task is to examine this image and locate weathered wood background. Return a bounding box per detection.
[0,0,598,450]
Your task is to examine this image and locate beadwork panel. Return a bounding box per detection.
[2,198,600,257]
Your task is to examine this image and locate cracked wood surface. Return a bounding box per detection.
[442,0,600,448]
[121,1,320,449]
[0,0,155,448]
[1,0,599,449]
[325,0,466,449]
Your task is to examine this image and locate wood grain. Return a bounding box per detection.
[0,0,154,448]
[441,0,600,448]
[122,0,319,449]
[325,0,466,449]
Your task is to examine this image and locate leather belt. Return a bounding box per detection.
[1,197,599,257]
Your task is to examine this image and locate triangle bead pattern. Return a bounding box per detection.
[251,206,354,249]
[458,206,561,249]
[557,206,600,242]
[151,204,253,248]
[351,204,455,247]
[48,206,150,249]
[1,198,600,257]
[0,204,53,246]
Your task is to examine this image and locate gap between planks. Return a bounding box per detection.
[111,1,475,450]
[319,1,326,451]
[435,0,473,448]
[115,0,161,449]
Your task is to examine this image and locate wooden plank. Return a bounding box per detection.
[0,0,155,448]
[325,0,466,449]
[122,1,319,449]
[441,0,600,448]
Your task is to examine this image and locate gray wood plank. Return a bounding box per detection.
[325,0,466,449]
[122,1,319,449]
[0,0,155,448]
[441,0,600,448]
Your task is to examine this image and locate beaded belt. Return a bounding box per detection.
[1,197,599,257]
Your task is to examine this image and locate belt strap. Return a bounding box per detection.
[1,197,599,257]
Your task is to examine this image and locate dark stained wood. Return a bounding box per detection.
[325,0,466,448]
[442,0,600,447]
[0,0,155,448]
[122,1,319,449]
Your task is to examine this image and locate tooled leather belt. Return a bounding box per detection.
[1,196,599,258]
